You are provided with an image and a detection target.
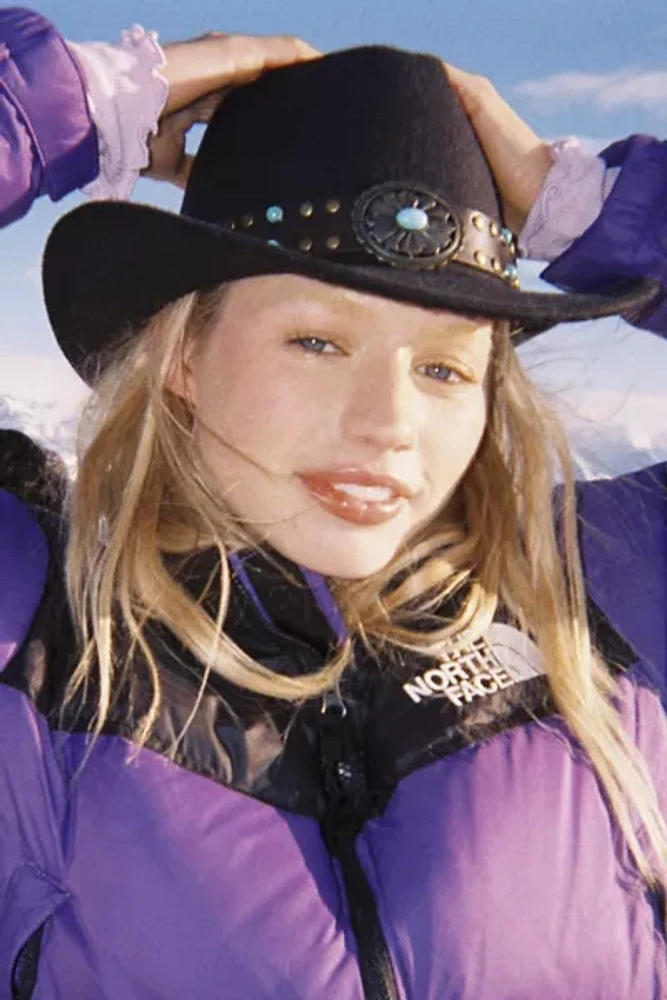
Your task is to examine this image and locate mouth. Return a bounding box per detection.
[298,469,415,526]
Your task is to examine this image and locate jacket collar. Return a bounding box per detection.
[174,545,343,666]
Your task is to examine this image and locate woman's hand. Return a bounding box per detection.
[444,63,554,233]
[144,93,221,189]
[144,32,320,189]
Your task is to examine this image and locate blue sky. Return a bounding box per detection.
[1,0,667,368]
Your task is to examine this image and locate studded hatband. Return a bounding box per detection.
[223,182,520,288]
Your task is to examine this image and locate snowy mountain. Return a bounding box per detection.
[0,393,83,472]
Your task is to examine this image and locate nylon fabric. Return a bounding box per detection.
[0,7,98,227]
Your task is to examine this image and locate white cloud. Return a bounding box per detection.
[515,68,667,115]
[0,395,81,471]
[0,353,89,406]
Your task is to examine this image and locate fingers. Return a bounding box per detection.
[263,34,321,62]
[200,33,320,87]
[444,62,527,135]
[189,90,228,124]
[143,88,226,188]
[153,105,201,139]
[444,61,542,147]
[161,33,320,116]
[443,62,498,121]
[442,60,553,231]
[175,153,195,189]
[201,29,319,60]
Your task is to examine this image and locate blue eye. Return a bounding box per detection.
[290,337,338,355]
[417,363,462,383]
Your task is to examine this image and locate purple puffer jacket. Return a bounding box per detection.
[543,135,667,334]
[0,7,98,228]
[0,468,666,1000]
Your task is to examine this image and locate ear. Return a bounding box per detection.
[166,342,198,408]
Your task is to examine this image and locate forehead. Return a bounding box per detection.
[221,273,494,339]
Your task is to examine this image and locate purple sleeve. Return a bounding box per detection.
[577,462,667,688]
[0,490,48,671]
[0,7,99,228]
[540,135,667,336]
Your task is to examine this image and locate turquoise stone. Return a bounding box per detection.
[395,207,429,231]
[504,263,519,282]
[267,239,280,247]
[266,205,284,224]
[501,227,514,246]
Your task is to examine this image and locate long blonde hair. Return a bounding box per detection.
[66,284,667,892]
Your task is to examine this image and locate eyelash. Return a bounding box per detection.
[290,336,339,356]
[419,363,463,384]
[288,337,466,385]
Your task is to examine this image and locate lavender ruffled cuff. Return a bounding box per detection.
[68,25,168,200]
[519,138,620,263]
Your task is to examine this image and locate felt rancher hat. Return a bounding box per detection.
[43,45,659,383]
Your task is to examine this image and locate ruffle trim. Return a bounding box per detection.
[519,138,619,263]
[69,24,168,200]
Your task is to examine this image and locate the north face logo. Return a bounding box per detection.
[402,623,544,706]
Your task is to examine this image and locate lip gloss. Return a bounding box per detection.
[299,475,407,525]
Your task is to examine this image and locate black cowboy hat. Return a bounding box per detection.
[43,45,659,383]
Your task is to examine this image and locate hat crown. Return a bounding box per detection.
[182,45,501,224]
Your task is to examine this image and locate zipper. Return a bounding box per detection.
[11,923,45,1000]
[319,689,400,1000]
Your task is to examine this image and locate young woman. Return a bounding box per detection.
[1,36,667,1000]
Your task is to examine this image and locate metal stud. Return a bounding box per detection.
[225,220,236,231]
[298,236,313,252]
[491,257,502,273]
[240,213,254,229]
[472,213,485,231]
[326,235,341,251]
[266,205,284,224]
[474,250,488,268]
[490,221,500,238]
[501,227,514,246]
[504,263,519,286]
[325,199,341,215]
[300,202,314,219]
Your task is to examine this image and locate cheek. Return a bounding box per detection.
[424,392,488,495]
[190,340,337,467]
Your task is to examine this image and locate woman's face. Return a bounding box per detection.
[182,274,493,578]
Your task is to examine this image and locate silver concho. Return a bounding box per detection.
[352,183,462,270]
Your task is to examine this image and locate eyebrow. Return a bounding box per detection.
[251,289,494,347]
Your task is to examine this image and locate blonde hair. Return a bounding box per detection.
[67,285,667,892]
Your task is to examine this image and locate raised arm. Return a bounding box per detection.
[446,63,667,336]
[540,136,667,335]
[0,6,98,227]
[0,9,319,226]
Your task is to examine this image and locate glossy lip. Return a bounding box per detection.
[298,467,417,526]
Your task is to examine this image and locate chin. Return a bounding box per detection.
[266,525,402,580]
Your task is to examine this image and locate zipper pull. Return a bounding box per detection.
[321,687,347,717]
[320,687,348,803]
[319,687,368,855]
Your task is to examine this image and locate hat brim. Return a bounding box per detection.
[43,200,661,384]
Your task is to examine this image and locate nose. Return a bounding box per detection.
[343,354,419,453]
